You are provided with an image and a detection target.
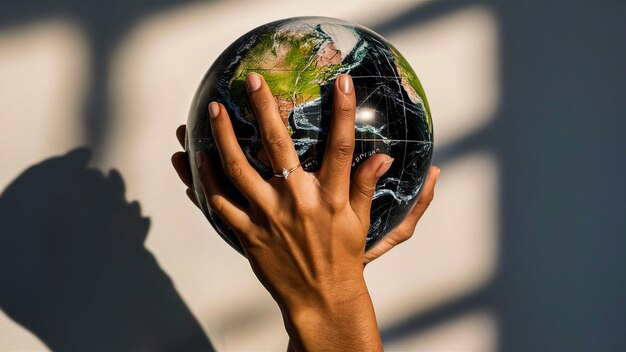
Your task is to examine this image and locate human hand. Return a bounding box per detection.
[173,73,387,351]
[363,165,439,264]
[175,131,439,267]
[173,133,438,351]
[172,131,439,262]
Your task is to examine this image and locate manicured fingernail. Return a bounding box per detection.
[195,151,204,169]
[246,73,261,92]
[434,167,441,180]
[209,102,220,119]
[338,74,352,94]
[376,157,394,178]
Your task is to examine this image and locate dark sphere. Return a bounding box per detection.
[186,16,433,255]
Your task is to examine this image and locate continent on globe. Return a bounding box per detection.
[186,17,433,254]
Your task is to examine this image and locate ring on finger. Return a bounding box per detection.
[273,163,301,180]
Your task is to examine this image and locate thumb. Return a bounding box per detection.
[350,153,394,221]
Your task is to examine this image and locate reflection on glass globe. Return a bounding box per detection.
[186,16,433,255]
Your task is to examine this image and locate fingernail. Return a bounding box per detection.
[376,157,394,178]
[195,151,204,169]
[209,102,220,119]
[434,167,441,181]
[246,73,262,92]
[338,74,352,94]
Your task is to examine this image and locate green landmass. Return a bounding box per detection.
[391,47,433,132]
[228,29,346,122]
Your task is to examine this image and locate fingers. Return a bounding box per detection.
[404,166,440,226]
[195,150,250,233]
[363,234,400,265]
[363,166,440,264]
[172,129,198,208]
[209,101,271,204]
[349,153,394,221]
[245,73,301,181]
[319,74,356,200]
[176,124,186,148]
[171,151,193,188]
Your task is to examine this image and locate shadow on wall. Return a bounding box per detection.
[377,1,626,351]
[0,148,213,351]
[0,1,194,159]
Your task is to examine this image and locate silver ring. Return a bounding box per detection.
[273,164,301,180]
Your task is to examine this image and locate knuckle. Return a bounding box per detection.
[290,193,316,216]
[331,137,354,158]
[208,195,225,215]
[418,188,434,205]
[390,226,415,244]
[337,98,356,113]
[323,192,347,211]
[253,197,274,215]
[263,133,288,153]
[397,230,414,243]
[356,183,375,201]
[223,160,244,181]
[238,224,264,250]
[399,225,416,241]
[424,190,435,204]
[242,235,264,253]
[293,202,314,217]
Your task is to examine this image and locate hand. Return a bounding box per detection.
[172,73,439,350]
[175,132,439,266]
[174,73,386,351]
[173,131,438,351]
[364,166,439,264]
[173,130,439,266]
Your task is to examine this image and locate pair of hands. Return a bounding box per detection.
[171,73,439,351]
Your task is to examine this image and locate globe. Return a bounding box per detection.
[186,16,433,254]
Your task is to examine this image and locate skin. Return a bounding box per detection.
[171,73,439,351]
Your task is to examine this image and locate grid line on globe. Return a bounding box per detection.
[186,17,433,254]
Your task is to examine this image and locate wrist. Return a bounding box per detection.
[280,276,382,351]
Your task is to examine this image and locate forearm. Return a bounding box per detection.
[281,277,382,352]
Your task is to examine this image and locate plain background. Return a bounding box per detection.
[0,0,624,350]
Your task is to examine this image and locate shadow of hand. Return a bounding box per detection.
[0,148,213,351]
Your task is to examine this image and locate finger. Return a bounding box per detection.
[171,151,193,188]
[185,188,200,208]
[349,153,394,221]
[319,74,356,200]
[364,235,400,265]
[176,124,186,149]
[363,166,440,264]
[245,73,301,181]
[209,101,271,204]
[403,166,440,226]
[195,150,251,234]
